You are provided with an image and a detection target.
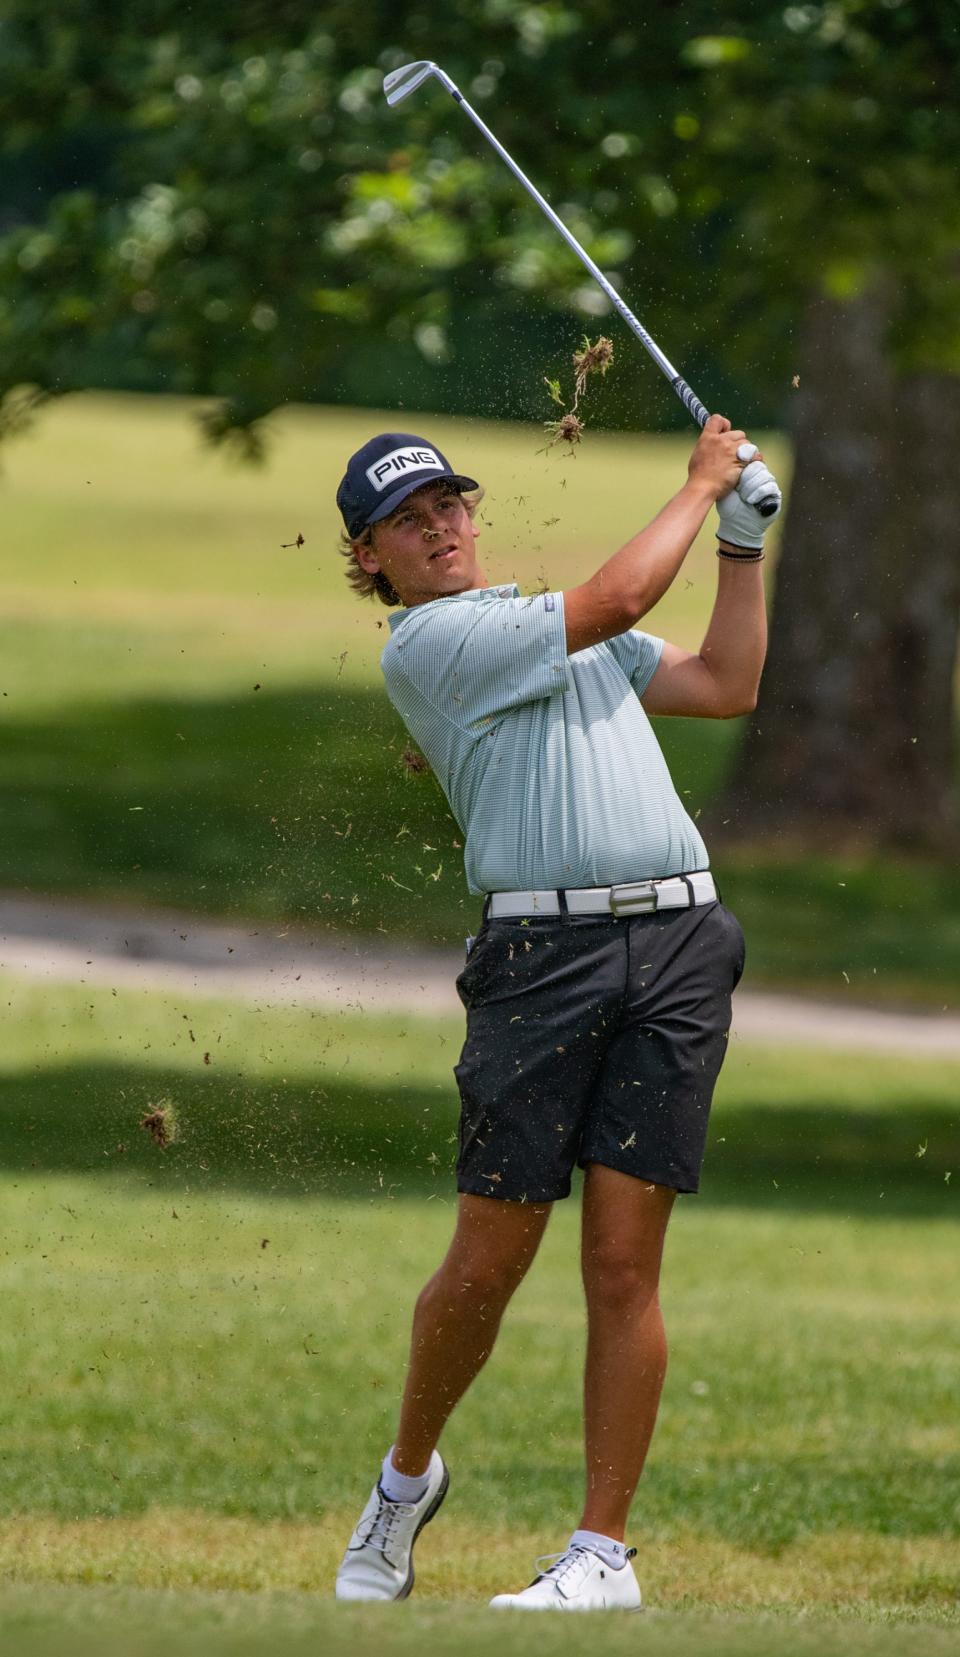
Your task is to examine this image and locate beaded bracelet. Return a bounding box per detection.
[717,546,765,562]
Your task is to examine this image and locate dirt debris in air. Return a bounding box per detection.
[139,1100,180,1149]
[572,335,615,398]
[543,334,614,449]
[550,412,585,447]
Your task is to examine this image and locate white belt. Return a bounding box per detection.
[486,870,717,918]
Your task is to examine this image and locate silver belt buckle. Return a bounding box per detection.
[609,880,658,916]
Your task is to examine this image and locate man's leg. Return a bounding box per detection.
[337,1192,551,1601]
[391,1191,552,1473]
[578,1163,677,1538]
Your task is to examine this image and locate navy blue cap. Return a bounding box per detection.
[337,432,479,539]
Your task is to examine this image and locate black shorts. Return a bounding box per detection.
[453,900,745,1203]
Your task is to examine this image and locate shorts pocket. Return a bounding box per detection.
[455,920,492,1003]
[719,904,746,988]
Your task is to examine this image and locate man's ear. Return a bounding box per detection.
[352,536,381,575]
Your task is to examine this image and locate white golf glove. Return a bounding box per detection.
[716,443,783,550]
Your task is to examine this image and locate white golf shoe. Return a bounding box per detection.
[489,1543,642,1611]
[335,1450,449,1602]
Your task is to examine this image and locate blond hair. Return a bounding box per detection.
[338,485,485,607]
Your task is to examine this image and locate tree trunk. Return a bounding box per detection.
[717,288,960,852]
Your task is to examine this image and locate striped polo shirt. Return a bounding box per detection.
[381,582,709,897]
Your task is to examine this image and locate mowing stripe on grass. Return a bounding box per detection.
[1,1512,958,1616]
[1,1587,958,1657]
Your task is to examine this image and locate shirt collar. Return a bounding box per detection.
[387,583,521,634]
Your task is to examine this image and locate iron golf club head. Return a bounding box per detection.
[383,61,442,107]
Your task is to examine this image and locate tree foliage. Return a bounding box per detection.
[1,1,957,449]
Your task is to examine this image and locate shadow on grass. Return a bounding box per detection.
[0,682,474,941]
[0,679,739,947]
[0,680,741,935]
[0,1061,955,1219]
[3,680,959,992]
[0,683,470,944]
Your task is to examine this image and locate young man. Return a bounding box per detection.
[333,416,780,1611]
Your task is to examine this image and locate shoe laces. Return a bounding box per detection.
[356,1488,417,1558]
[532,1542,637,1595]
[533,1544,596,1595]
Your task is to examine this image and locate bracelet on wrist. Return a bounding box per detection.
[717,546,764,562]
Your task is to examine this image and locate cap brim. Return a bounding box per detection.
[366,473,480,528]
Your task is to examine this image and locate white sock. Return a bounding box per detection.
[569,1527,629,1569]
[379,1446,430,1504]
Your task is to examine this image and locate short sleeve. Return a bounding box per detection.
[389,591,571,734]
[603,628,664,697]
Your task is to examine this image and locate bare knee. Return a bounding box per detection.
[424,1248,529,1314]
[581,1243,663,1313]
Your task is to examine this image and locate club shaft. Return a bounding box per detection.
[435,70,710,430]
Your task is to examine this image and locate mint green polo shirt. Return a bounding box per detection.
[381,582,709,896]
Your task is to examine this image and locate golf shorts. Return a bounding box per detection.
[453,899,745,1203]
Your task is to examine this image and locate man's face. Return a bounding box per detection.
[353,481,483,607]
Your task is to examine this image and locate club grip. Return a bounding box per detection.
[671,375,710,429]
[757,495,779,518]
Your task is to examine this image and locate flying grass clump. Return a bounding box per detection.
[573,334,615,397]
[543,334,615,449]
[140,1100,180,1149]
[547,412,585,447]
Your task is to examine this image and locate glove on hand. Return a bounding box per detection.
[717,443,783,550]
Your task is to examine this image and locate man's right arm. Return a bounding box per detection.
[563,415,748,655]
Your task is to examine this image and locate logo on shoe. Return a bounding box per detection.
[366,446,444,491]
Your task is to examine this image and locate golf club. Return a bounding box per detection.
[384,59,778,515]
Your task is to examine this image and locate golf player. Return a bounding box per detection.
[333,415,780,1610]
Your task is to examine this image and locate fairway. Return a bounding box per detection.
[2,391,785,706]
[3,1182,959,1643]
[0,967,957,1651]
[2,392,959,998]
[6,7,960,1652]
[3,1591,960,1657]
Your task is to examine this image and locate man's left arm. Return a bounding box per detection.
[640,450,780,719]
[641,558,767,718]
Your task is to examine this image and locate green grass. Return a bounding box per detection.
[0,391,754,944]
[3,1172,958,1535]
[3,396,959,1649]
[3,1589,960,1657]
[3,391,959,1001]
[0,970,957,1656]
[1,969,957,1214]
[2,391,771,707]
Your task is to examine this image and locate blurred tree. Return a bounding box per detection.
[0,0,957,844]
[0,0,727,436]
[692,2,960,849]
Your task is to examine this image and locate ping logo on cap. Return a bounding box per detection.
[366,445,444,492]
